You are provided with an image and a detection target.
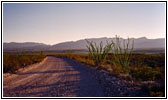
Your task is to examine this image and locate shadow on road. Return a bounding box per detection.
[3,57,104,97]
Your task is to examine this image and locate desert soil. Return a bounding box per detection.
[3,56,146,97]
[3,56,104,97]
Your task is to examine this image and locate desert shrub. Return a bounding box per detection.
[131,54,165,68]
[19,55,33,66]
[3,53,46,73]
[3,54,20,73]
[111,36,134,72]
[86,40,113,67]
[129,65,162,81]
[111,64,123,75]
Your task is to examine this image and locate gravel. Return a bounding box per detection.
[3,56,149,97]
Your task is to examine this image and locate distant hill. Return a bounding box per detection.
[50,37,165,50]
[3,42,51,50]
[3,37,165,51]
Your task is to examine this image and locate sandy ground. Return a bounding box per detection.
[3,56,104,97]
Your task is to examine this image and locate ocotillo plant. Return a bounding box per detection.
[111,36,134,71]
[86,40,113,67]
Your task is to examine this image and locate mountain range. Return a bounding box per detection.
[3,37,165,51]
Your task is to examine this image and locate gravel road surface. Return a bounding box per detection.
[3,56,104,97]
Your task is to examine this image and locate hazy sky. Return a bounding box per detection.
[3,3,166,45]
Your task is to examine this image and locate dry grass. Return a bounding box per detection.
[3,53,46,73]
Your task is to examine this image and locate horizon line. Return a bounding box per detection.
[3,36,165,45]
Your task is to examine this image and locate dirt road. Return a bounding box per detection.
[3,56,104,97]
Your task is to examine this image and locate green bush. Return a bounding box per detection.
[111,36,134,71]
[86,40,113,67]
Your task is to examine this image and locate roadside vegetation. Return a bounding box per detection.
[51,36,165,97]
[3,52,46,73]
[86,40,112,68]
[3,36,165,97]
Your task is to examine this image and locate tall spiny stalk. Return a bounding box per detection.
[111,35,134,70]
[86,40,113,66]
